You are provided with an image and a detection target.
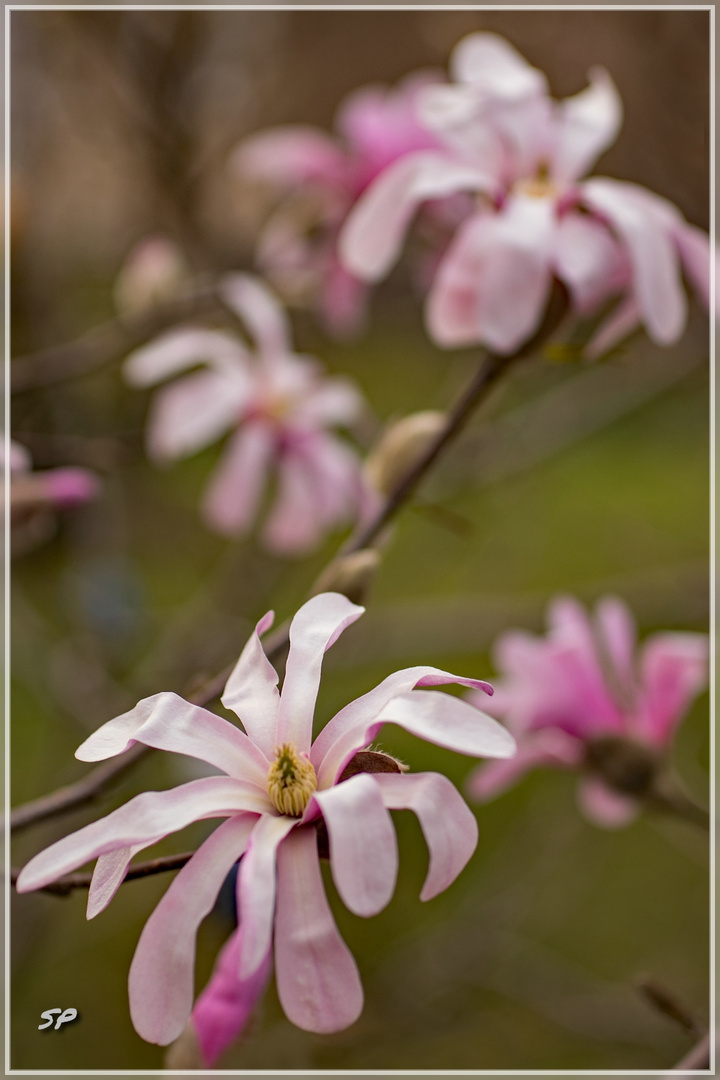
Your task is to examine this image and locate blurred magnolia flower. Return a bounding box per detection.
[340,32,715,357]
[17,592,515,1061]
[114,235,192,316]
[124,274,369,555]
[233,71,445,336]
[466,595,708,828]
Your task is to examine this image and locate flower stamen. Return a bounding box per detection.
[267,742,318,816]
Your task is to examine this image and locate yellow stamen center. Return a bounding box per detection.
[267,742,318,817]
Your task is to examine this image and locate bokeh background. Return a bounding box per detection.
[9,8,710,1073]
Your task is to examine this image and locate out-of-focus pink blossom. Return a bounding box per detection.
[17,592,515,1061]
[114,235,192,315]
[124,274,369,555]
[3,438,100,512]
[340,32,715,357]
[466,595,708,827]
[233,72,444,336]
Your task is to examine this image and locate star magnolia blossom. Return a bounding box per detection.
[340,32,715,357]
[234,72,444,336]
[17,592,516,1059]
[466,595,708,827]
[124,274,368,555]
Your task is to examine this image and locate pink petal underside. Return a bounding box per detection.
[145,368,249,463]
[594,595,637,691]
[581,178,687,344]
[338,150,494,281]
[233,126,349,189]
[450,32,548,100]
[311,773,398,917]
[274,826,363,1033]
[312,665,494,788]
[202,421,275,537]
[427,194,555,353]
[276,593,365,754]
[554,211,629,314]
[583,293,641,361]
[124,327,249,387]
[221,610,280,760]
[236,814,297,980]
[262,450,328,556]
[219,274,292,360]
[87,844,145,919]
[636,632,709,745]
[551,66,622,184]
[192,927,272,1068]
[466,727,583,802]
[576,776,640,829]
[129,813,257,1046]
[76,691,271,787]
[373,771,478,901]
[673,221,715,312]
[15,777,267,894]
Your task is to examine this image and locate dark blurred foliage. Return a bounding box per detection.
[9,9,710,1072]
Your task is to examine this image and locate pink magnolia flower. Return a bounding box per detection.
[340,32,715,357]
[233,72,444,336]
[124,274,368,555]
[3,438,99,512]
[466,595,708,828]
[17,592,515,1061]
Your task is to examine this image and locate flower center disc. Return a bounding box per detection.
[267,742,318,817]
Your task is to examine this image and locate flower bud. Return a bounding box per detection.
[114,236,191,316]
[364,411,446,497]
[310,549,381,606]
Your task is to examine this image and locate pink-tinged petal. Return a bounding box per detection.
[467,727,583,801]
[595,596,637,690]
[145,369,249,463]
[373,771,477,901]
[293,432,363,526]
[637,632,708,745]
[576,776,640,829]
[262,450,326,555]
[312,665,493,788]
[311,773,397,917]
[42,467,100,508]
[75,692,270,788]
[584,293,641,360]
[87,844,144,919]
[376,689,517,759]
[191,927,272,1068]
[551,67,622,184]
[236,814,297,980]
[554,211,628,313]
[221,610,280,760]
[274,827,363,1033]
[124,327,249,387]
[319,259,369,339]
[233,126,349,190]
[219,274,292,360]
[16,777,267,894]
[277,593,364,753]
[673,221,716,312]
[581,178,687,344]
[6,439,32,473]
[339,150,494,281]
[427,195,555,353]
[129,814,256,1045]
[293,377,364,428]
[202,422,275,537]
[450,32,548,100]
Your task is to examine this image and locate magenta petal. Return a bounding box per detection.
[576,776,639,829]
[75,691,270,788]
[274,827,363,1033]
[192,928,272,1068]
[202,422,275,537]
[312,774,398,917]
[129,814,256,1045]
[276,593,364,753]
[373,772,477,901]
[637,632,708,745]
[595,595,637,689]
[221,610,281,760]
[236,814,297,980]
[467,727,583,801]
[16,777,267,894]
[312,666,493,788]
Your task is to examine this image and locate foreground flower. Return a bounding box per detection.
[466,595,708,827]
[124,274,368,554]
[234,72,444,336]
[17,592,516,1060]
[340,32,714,356]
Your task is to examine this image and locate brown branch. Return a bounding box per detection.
[9,850,196,896]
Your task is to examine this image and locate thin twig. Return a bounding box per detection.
[8,851,196,896]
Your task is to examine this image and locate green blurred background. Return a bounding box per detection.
[10,8,710,1073]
